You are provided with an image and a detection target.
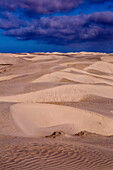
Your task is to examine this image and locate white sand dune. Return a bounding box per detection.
[85,61,113,74]
[24,54,67,61]
[0,75,18,81]
[23,54,54,61]
[33,71,102,83]
[60,61,93,67]
[0,53,25,65]
[32,70,113,85]
[62,67,113,80]
[0,84,113,103]
[101,55,113,63]
[10,103,113,137]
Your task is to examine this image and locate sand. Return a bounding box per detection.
[0,52,113,170]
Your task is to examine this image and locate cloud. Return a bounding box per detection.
[0,0,113,46]
[0,12,29,30]
[0,0,82,14]
[88,0,112,3]
[89,11,113,25]
[0,0,112,18]
[1,11,113,45]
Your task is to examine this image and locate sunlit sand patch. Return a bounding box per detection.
[0,75,21,81]
[32,70,113,85]
[101,55,113,63]
[85,61,113,74]
[10,103,113,137]
[0,84,113,103]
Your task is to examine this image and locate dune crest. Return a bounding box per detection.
[10,103,113,137]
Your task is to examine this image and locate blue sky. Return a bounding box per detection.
[0,0,113,53]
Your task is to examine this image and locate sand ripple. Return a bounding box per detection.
[1,141,113,170]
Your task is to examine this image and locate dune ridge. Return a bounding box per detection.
[10,103,113,137]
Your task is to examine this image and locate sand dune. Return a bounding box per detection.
[0,84,113,103]
[62,67,113,81]
[101,55,113,63]
[85,61,113,74]
[1,52,113,170]
[0,53,26,65]
[0,75,19,81]
[10,103,113,137]
[32,70,113,85]
[32,71,102,83]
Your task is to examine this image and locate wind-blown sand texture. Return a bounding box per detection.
[0,52,113,170]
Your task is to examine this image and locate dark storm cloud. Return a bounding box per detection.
[0,12,29,30]
[0,0,112,15]
[0,0,82,14]
[2,11,113,45]
[89,11,113,25]
[0,0,113,46]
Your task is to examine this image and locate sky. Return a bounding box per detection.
[0,0,113,53]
